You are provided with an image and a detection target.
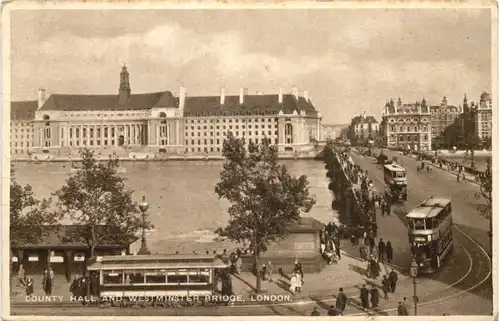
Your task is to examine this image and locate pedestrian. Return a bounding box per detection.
[335,237,341,260]
[397,301,405,316]
[295,271,302,293]
[235,255,242,275]
[381,275,390,299]
[359,284,369,309]
[457,173,460,182]
[402,297,410,315]
[311,306,320,316]
[267,261,273,282]
[378,238,386,262]
[386,241,393,263]
[289,274,297,295]
[327,305,338,316]
[462,173,466,182]
[335,287,348,315]
[25,276,34,297]
[370,285,380,308]
[389,268,398,293]
[369,237,375,254]
[18,264,25,286]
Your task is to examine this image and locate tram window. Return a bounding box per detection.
[394,172,406,178]
[425,218,433,229]
[145,270,166,283]
[412,219,425,230]
[188,269,210,283]
[103,271,124,284]
[128,271,145,284]
[167,270,188,284]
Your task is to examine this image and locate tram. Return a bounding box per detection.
[83,254,230,307]
[383,163,407,201]
[405,197,454,274]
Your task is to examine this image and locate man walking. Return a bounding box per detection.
[381,275,390,300]
[389,269,398,293]
[360,284,369,310]
[335,287,348,315]
[378,238,386,262]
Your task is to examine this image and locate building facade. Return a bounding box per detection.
[380,98,432,151]
[429,96,460,142]
[471,92,493,141]
[10,66,323,158]
[348,112,379,145]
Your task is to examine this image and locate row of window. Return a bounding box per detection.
[187,124,277,131]
[388,134,429,141]
[187,130,278,138]
[388,125,428,132]
[187,118,278,124]
[102,269,211,285]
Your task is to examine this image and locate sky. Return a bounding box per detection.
[9,8,493,124]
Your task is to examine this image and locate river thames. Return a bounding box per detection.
[13,160,336,253]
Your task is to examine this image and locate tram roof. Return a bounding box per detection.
[87,254,229,271]
[383,163,405,172]
[420,197,451,207]
[405,206,442,219]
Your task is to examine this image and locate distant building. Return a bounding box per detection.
[348,112,379,145]
[380,98,432,151]
[321,124,349,141]
[10,66,323,158]
[429,96,460,142]
[473,92,493,141]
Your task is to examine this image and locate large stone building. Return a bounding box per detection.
[348,112,379,145]
[380,98,432,151]
[470,92,493,141]
[429,96,460,142]
[10,66,323,158]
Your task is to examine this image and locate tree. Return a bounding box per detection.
[442,117,464,149]
[54,148,148,260]
[10,165,57,292]
[464,133,482,150]
[214,135,315,292]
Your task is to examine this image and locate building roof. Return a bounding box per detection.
[29,92,318,118]
[38,91,176,112]
[12,224,138,250]
[351,115,378,125]
[182,94,318,117]
[429,105,459,111]
[11,100,38,121]
[288,217,324,233]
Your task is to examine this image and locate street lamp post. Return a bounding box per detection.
[409,258,419,316]
[138,196,151,255]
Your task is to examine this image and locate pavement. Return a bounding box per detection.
[348,148,492,315]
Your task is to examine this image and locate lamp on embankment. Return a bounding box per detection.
[138,196,151,255]
[409,258,419,316]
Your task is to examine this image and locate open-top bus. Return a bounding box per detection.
[84,254,230,307]
[383,163,407,201]
[405,197,454,274]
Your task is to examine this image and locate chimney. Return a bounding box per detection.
[278,87,283,104]
[292,86,299,100]
[220,88,226,105]
[179,86,186,111]
[303,91,309,102]
[38,88,46,109]
[239,88,247,104]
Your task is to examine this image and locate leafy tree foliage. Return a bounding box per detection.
[442,116,482,150]
[53,148,149,258]
[10,165,56,292]
[215,135,315,292]
[10,165,56,247]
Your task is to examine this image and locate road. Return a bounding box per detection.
[347,148,492,314]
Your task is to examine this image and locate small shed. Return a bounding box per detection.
[241,217,325,273]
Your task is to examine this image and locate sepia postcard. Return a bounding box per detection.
[1,1,498,320]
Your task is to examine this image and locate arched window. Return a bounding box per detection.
[285,123,293,144]
[159,112,167,124]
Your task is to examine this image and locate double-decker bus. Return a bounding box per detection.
[383,163,407,201]
[405,197,454,274]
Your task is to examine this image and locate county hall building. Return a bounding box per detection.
[10,66,323,159]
